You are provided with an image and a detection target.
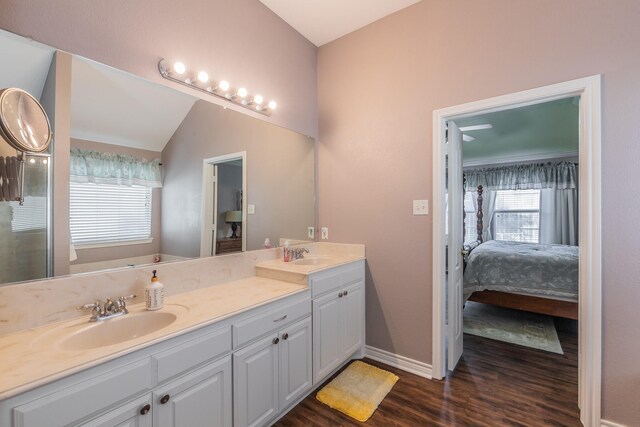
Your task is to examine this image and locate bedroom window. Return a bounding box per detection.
[69,182,153,247]
[494,189,540,243]
[463,192,477,244]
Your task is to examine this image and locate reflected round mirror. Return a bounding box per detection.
[0,88,52,153]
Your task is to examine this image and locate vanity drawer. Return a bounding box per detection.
[13,358,152,427]
[233,298,310,348]
[311,262,364,298]
[152,326,231,383]
[310,271,342,298]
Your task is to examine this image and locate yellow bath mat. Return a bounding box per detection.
[316,361,399,422]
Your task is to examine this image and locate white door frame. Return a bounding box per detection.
[200,151,247,256]
[431,76,602,426]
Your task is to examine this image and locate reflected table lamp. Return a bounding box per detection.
[225,210,242,238]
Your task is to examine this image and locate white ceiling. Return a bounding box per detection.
[259,0,421,46]
[0,30,55,100]
[71,56,197,152]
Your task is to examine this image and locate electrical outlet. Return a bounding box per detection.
[413,199,428,215]
[321,227,329,240]
[248,204,255,214]
[308,227,315,239]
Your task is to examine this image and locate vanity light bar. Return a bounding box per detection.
[158,59,277,117]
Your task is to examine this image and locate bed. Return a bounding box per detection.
[463,185,579,320]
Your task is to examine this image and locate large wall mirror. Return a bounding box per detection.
[0,29,315,287]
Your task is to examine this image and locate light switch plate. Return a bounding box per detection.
[308,227,315,239]
[413,199,428,215]
[248,204,255,214]
[321,227,329,240]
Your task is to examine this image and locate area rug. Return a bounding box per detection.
[463,301,564,354]
[316,361,399,422]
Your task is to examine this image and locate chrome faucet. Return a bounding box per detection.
[78,294,136,322]
[291,248,310,260]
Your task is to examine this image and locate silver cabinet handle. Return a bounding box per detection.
[282,333,289,340]
[344,290,348,296]
[273,337,280,345]
[338,292,343,298]
[273,315,287,322]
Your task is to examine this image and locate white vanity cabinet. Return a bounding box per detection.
[1,257,367,427]
[10,325,233,427]
[12,358,155,427]
[233,306,312,427]
[82,395,153,427]
[310,260,365,385]
[153,356,232,427]
[0,290,313,427]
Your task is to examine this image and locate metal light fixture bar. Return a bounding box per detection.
[158,59,276,117]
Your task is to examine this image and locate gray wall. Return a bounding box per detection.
[161,100,314,257]
[0,0,317,139]
[317,1,640,424]
[69,138,162,264]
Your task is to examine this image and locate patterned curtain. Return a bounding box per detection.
[464,161,577,191]
[70,148,162,188]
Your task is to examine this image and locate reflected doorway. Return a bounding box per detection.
[200,152,246,256]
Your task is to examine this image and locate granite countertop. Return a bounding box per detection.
[0,277,307,400]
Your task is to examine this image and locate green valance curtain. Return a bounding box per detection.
[70,148,162,188]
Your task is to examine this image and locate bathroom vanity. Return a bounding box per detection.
[0,250,365,427]
[0,28,364,427]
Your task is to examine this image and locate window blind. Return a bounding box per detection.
[70,182,152,246]
[463,192,477,244]
[494,189,540,243]
[9,196,48,232]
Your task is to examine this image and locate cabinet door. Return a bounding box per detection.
[154,356,232,427]
[312,291,342,384]
[81,395,152,427]
[342,281,365,358]
[234,334,280,427]
[279,317,312,409]
[14,359,152,427]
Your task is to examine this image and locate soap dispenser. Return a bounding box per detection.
[146,270,164,311]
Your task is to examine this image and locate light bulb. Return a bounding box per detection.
[219,80,230,92]
[197,71,209,83]
[268,100,277,110]
[42,159,48,165]
[29,158,36,164]
[254,95,263,105]
[173,62,186,74]
[237,87,248,98]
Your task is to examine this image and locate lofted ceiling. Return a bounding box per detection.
[259,0,421,46]
[71,56,197,152]
[0,29,55,100]
[457,97,579,167]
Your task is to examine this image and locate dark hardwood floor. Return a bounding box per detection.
[275,329,579,427]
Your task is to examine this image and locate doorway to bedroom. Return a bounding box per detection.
[432,76,602,426]
[458,97,579,357]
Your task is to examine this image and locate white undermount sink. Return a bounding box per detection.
[32,304,189,352]
[60,311,178,351]
[292,256,332,266]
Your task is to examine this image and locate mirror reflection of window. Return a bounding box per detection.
[69,182,153,246]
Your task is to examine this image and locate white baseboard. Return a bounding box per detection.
[365,345,432,379]
[601,420,627,427]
